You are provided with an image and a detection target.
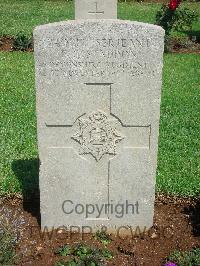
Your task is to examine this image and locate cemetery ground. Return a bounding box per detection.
[0,0,200,265]
[0,0,200,53]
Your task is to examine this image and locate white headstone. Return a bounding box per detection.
[75,0,117,19]
[34,20,164,233]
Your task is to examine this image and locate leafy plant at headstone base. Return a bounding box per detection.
[13,32,33,51]
[55,243,113,266]
[94,230,112,245]
[55,245,72,257]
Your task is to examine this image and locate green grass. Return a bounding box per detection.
[157,54,200,196]
[0,0,74,36]
[119,2,163,24]
[0,0,199,36]
[0,52,37,193]
[0,52,199,196]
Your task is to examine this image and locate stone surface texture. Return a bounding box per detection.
[34,20,165,232]
[75,0,117,19]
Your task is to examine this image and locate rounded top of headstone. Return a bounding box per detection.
[34,20,165,37]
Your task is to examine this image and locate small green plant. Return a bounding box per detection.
[94,230,112,245]
[74,244,93,260]
[101,249,113,259]
[0,222,16,265]
[56,259,78,266]
[172,7,198,32]
[13,32,32,51]
[55,243,113,266]
[166,248,200,266]
[55,245,72,256]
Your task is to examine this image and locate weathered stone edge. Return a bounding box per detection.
[33,19,165,36]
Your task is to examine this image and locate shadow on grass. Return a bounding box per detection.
[183,199,200,237]
[12,158,41,225]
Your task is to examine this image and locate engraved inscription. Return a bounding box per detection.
[39,61,154,79]
[47,37,151,49]
[38,35,158,78]
[72,110,124,161]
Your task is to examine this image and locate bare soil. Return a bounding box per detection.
[0,36,13,52]
[168,37,200,54]
[0,36,33,52]
[1,194,200,266]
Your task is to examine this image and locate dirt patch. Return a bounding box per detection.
[167,36,200,54]
[0,36,14,52]
[0,194,200,265]
[0,36,33,52]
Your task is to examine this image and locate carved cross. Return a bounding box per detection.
[46,83,151,220]
[88,2,104,15]
[75,0,117,20]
